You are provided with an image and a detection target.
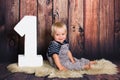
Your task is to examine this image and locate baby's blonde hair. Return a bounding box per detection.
[51,22,67,37]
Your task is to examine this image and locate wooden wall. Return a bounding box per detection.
[115,0,120,59]
[85,0,115,59]
[0,0,120,62]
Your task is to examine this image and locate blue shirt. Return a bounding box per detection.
[47,40,68,57]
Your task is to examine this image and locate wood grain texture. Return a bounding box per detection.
[99,0,114,58]
[68,0,84,58]
[84,0,99,59]
[20,0,37,18]
[1,0,19,62]
[37,0,52,58]
[115,0,120,56]
[53,0,68,24]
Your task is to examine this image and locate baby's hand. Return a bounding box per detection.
[59,66,67,71]
[71,58,75,63]
[71,60,75,64]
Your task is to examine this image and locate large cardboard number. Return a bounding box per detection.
[14,16,43,67]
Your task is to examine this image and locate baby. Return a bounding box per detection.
[46,22,96,71]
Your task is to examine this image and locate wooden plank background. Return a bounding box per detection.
[84,0,99,59]
[37,0,52,59]
[99,0,114,58]
[0,0,120,62]
[0,0,19,62]
[68,0,84,58]
[115,0,120,57]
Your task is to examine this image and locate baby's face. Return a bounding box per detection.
[54,28,67,43]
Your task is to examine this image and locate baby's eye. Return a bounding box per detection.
[62,33,65,35]
[56,34,59,36]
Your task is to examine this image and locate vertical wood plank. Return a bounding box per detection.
[99,0,114,58]
[68,0,84,58]
[37,0,52,59]
[19,0,37,54]
[115,0,120,57]
[0,0,6,62]
[5,0,19,30]
[84,0,99,59]
[3,0,19,62]
[53,0,68,24]
[20,0,37,18]
[0,0,5,26]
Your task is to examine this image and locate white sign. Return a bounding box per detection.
[14,16,43,67]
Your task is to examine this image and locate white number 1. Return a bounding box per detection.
[14,16,43,67]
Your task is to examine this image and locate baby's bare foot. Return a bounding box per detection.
[84,64,90,70]
[90,61,97,65]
